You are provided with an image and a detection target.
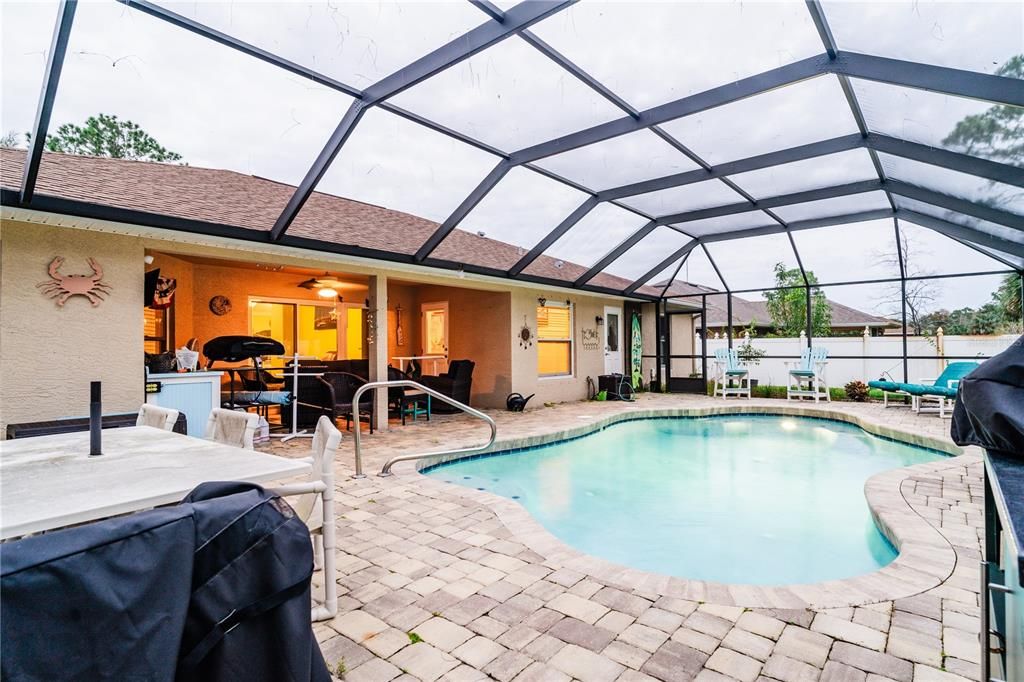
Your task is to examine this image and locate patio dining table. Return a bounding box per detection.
[0,426,310,540]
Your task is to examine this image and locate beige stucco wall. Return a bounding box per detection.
[510,289,624,405]
[1,220,144,433]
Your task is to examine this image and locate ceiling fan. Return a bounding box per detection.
[297,273,346,299]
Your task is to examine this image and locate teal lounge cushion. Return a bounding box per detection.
[918,385,959,398]
[900,383,959,398]
[789,369,815,376]
[724,369,747,375]
[868,380,901,391]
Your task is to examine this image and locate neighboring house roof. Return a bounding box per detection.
[0,148,659,296]
[659,280,897,330]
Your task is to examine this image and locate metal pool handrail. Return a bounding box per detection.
[351,380,497,477]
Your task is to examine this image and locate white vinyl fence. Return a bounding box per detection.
[700,331,1017,388]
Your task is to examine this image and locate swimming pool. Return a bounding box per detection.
[425,415,945,585]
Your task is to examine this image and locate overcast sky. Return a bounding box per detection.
[1,0,1020,315]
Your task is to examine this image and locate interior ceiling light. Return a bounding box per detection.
[298,273,346,298]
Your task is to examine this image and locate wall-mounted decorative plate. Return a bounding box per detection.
[519,316,533,349]
[209,295,231,316]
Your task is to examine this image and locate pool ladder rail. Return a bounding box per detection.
[351,379,497,477]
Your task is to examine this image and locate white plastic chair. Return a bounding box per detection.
[271,415,339,622]
[204,408,259,449]
[136,404,179,431]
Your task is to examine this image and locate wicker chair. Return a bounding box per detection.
[318,372,374,433]
[420,360,474,412]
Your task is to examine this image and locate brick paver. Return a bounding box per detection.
[261,394,982,681]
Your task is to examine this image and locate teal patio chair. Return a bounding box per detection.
[786,347,830,402]
[712,348,750,399]
[872,361,979,418]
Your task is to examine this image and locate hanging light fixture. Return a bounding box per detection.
[297,272,346,300]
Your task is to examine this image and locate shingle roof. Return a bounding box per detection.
[660,280,897,329]
[0,148,653,295]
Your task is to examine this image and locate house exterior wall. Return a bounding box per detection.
[1,220,144,432]
[0,214,636,431]
[510,290,623,405]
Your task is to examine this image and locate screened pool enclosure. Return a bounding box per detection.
[3,0,1022,386]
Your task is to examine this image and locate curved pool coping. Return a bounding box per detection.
[396,403,973,610]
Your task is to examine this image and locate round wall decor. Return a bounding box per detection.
[209,295,232,316]
[518,316,533,349]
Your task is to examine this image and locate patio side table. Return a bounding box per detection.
[400,391,431,425]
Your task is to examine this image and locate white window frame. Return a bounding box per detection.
[537,300,575,379]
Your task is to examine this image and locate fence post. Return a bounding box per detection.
[936,326,945,376]
[862,326,870,381]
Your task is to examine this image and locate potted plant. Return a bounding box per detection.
[736,325,766,388]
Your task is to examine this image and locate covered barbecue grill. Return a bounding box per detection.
[950,336,1024,681]
[203,336,290,416]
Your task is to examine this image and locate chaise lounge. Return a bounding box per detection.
[868,361,979,418]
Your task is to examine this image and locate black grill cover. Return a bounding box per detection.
[951,335,1024,458]
[178,482,329,682]
[203,336,285,363]
[0,505,194,681]
[1,482,329,682]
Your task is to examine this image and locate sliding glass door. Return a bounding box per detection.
[249,298,366,363]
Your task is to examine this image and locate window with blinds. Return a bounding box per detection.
[537,303,573,377]
[144,306,170,354]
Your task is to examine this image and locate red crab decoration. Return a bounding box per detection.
[37,256,112,307]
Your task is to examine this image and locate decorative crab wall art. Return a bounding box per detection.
[37,256,112,307]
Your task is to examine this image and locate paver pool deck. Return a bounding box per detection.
[263,394,984,682]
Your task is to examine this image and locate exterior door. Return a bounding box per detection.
[338,303,367,360]
[604,306,623,375]
[421,301,449,374]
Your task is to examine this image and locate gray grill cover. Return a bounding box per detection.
[951,335,1024,457]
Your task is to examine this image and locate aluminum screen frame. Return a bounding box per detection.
[7,0,1022,312]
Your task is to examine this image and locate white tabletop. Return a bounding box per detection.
[0,426,311,540]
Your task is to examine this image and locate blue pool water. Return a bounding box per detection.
[426,415,944,585]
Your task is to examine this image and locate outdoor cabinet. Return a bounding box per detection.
[981,452,1024,682]
[145,371,223,438]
